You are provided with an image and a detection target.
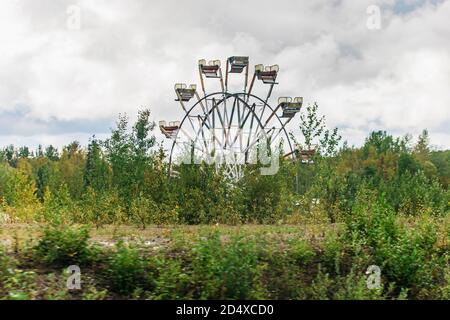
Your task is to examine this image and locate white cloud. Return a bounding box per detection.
[0,0,449,148]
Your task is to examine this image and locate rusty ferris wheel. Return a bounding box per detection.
[159,56,306,180]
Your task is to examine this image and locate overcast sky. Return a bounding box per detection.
[1,0,449,150]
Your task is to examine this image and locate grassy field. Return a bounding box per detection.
[0,223,336,248]
[1,218,448,300]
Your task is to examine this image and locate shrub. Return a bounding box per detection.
[321,230,345,275]
[304,267,402,300]
[344,189,446,296]
[345,190,398,248]
[106,243,147,295]
[189,232,265,299]
[78,189,124,227]
[130,195,158,229]
[2,269,37,300]
[1,247,38,300]
[40,185,75,224]
[374,215,441,291]
[258,239,312,299]
[289,239,315,264]
[0,246,14,283]
[332,268,386,300]
[33,225,93,265]
[147,255,190,300]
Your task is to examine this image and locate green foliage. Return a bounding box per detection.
[239,168,285,223]
[104,109,156,208]
[307,267,389,300]
[130,195,158,229]
[33,225,93,265]
[2,168,37,208]
[0,105,449,300]
[81,188,122,228]
[44,145,59,161]
[147,255,190,299]
[0,246,38,300]
[429,150,450,187]
[1,218,449,300]
[188,232,265,299]
[106,243,147,295]
[1,105,448,226]
[2,269,37,300]
[40,184,74,224]
[374,216,442,291]
[84,137,110,192]
[383,171,448,215]
[344,190,447,295]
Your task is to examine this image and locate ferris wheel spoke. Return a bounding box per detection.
[245,122,278,154]
[236,99,242,151]
[270,116,294,143]
[243,128,276,156]
[175,90,198,134]
[251,86,274,140]
[212,98,227,149]
[222,92,229,131]
[177,141,205,158]
[184,131,205,154]
[195,91,212,128]
[181,128,211,157]
[196,105,225,152]
[231,101,255,149]
[225,96,238,148]
[194,118,211,156]
[244,105,259,161]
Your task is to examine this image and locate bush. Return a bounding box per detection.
[80,188,122,228]
[147,255,190,300]
[374,215,442,291]
[1,269,37,300]
[321,230,346,276]
[106,243,147,295]
[130,195,158,229]
[189,232,265,299]
[1,246,38,300]
[344,189,447,297]
[33,225,93,265]
[0,246,14,283]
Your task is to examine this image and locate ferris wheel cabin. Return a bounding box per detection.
[278,97,303,118]
[159,120,180,139]
[227,56,249,73]
[255,64,279,84]
[297,148,317,164]
[174,83,197,102]
[199,59,221,78]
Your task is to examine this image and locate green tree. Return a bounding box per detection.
[84,137,110,192]
[130,109,156,197]
[104,114,132,204]
[45,145,59,161]
[59,141,86,199]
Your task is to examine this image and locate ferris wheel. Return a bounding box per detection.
[159,56,304,180]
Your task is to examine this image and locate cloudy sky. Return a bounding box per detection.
[1,0,449,150]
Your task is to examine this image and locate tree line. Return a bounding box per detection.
[0,105,448,227]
